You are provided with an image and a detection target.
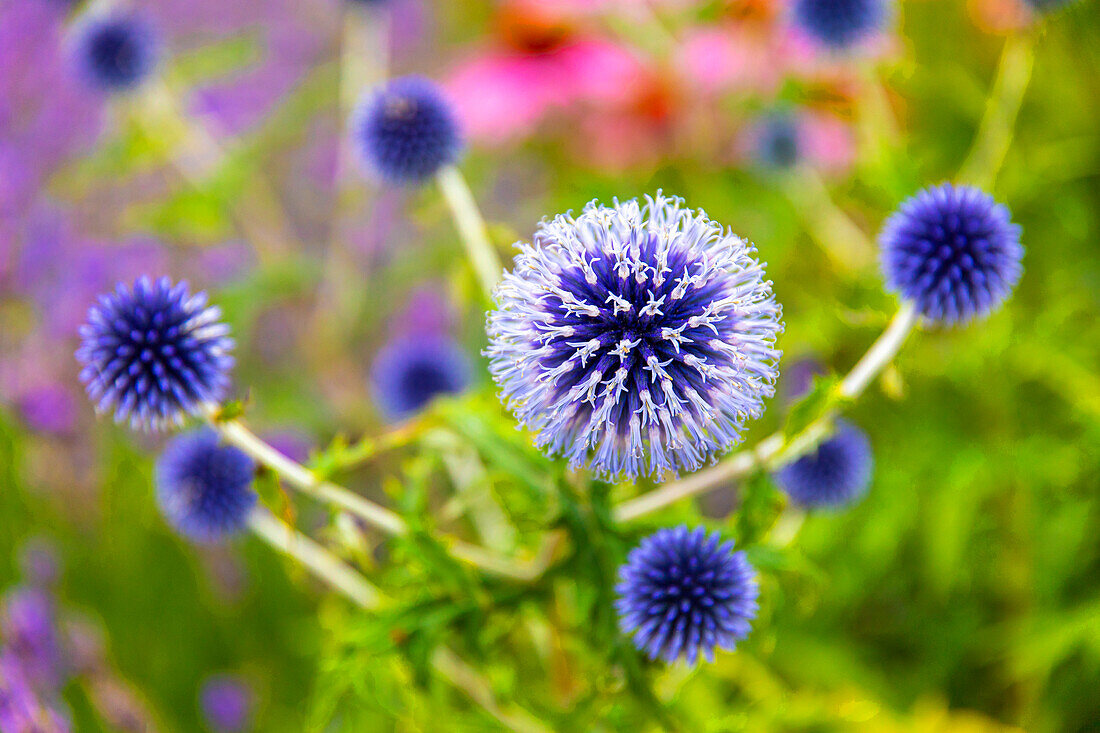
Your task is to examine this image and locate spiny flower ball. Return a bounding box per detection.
[615,526,759,665]
[486,193,783,480]
[77,277,234,430]
[155,429,257,543]
[792,0,890,50]
[352,75,461,184]
[371,336,472,420]
[773,419,872,507]
[880,183,1023,324]
[73,14,158,92]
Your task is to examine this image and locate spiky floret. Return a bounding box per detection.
[615,526,759,665]
[77,277,234,431]
[880,183,1023,324]
[486,193,783,481]
[155,429,256,543]
[773,419,872,507]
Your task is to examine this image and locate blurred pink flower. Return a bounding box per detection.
[675,27,782,97]
[802,111,857,173]
[446,1,647,142]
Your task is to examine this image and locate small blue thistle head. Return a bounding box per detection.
[155,429,256,543]
[487,193,783,481]
[77,277,234,431]
[615,526,759,665]
[792,0,890,50]
[773,419,872,508]
[371,336,473,420]
[352,75,462,185]
[754,114,802,170]
[73,13,158,92]
[880,183,1023,324]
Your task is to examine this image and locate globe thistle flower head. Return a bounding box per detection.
[371,336,472,421]
[73,13,158,92]
[353,75,462,184]
[792,0,890,50]
[155,429,256,543]
[77,277,234,431]
[773,419,872,507]
[754,114,802,170]
[880,183,1023,324]
[615,526,758,664]
[487,193,783,481]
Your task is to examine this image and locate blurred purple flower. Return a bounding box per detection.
[0,1,102,205]
[1,587,64,690]
[17,385,78,436]
[200,675,254,733]
[0,652,71,733]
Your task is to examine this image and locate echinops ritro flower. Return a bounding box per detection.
[77,277,234,430]
[487,193,783,481]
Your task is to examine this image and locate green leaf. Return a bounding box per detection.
[781,373,846,441]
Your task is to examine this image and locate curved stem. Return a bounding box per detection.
[211,416,550,581]
[614,303,919,522]
[957,32,1036,190]
[217,417,407,535]
[839,301,918,398]
[436,166,502,299]
[249,509,384,609]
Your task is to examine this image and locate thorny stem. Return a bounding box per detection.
[249,510,549,733]
[211,415,555,582]
[613,303,919,522]
[437,165,503,299]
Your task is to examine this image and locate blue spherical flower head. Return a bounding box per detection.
[156,429,256,543]
[880,183,1023,324]
[353,75,462,184]
[773,419,872,508]
[487,193,783,481]
[77,277,234,431]
[73,13,158,92]
[754,114,802,170]
[371,336,472,420]
[615,527,759,665]
[792,0,890,50]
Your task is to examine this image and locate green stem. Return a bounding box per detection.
[957,33,1036,189]
[613,303,919,522]
[436,166,503,299]
[211,415,548,581]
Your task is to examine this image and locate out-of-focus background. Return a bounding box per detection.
[2,0,1099,730]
